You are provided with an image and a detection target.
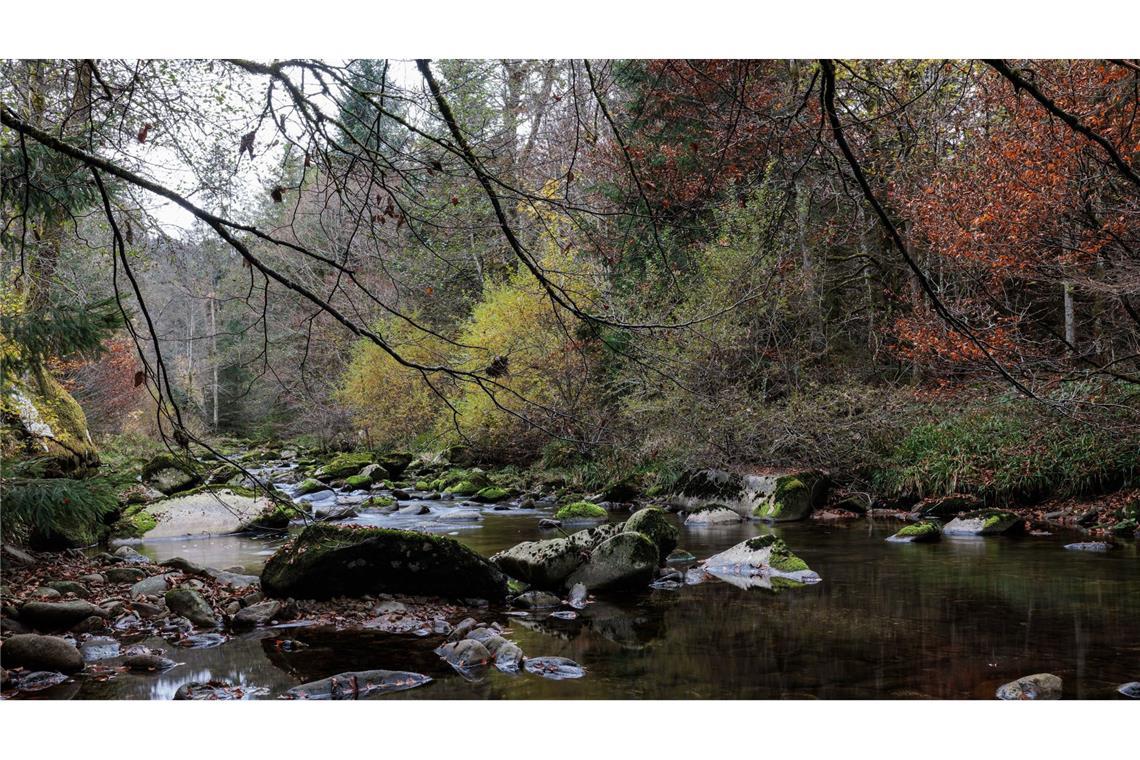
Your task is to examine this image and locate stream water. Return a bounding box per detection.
[30,473,1140,700]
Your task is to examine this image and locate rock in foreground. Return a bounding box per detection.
[564,532,658,592]
[284,669,432,699]
[1,633,84,673]
[886,520,942,543]
[700,535,820,589]
[996,673,1062,700]
[261,524,508,601]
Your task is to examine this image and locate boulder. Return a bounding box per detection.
[314,452,375,481]
[294,478,325,496]
[375,451,413,478]
[753,475,813,522]
[943,510,1024,537]
[564,532,658,592]
[670,468,827,521]
[1,369,99,477]
[996,673,1062,700]
[701,535,821,588]
[886,520,942,543]
[284,669,432,700]
[231,600,281,630]
[127,488,270,539]
[1,633,84,673]
[473,486,510,503]
[18,600,109,632]
[491,537,584,590]
[141,452,201,495]
[436,639,491,674]
[260,524,508,601]
[625,507,678,562]
[164,588,220,628]
[684,505,744,526]
[358,463,389,484]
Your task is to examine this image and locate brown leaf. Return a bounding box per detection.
[133,370,145,387]
[271,187,285,203]
[137,124,151,144]
[450,195,459,206]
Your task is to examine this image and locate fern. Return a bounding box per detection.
[0,475,118,545]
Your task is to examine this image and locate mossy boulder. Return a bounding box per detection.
[343,474,373,490]
[260,524,508,601]
[886,520,942,543]
[444,480,483,496]
[491,537,584,590]
[294,478,325,496]
[701,535,820,587]
[943,510,1024,537]
[753,476,812,522]
[474,486,510,503]
[564,532,659,592]
[113,488,269,540]
[375,451,413,478]
[314,452,375,481]
[0,369,99,476]
[141,452,201,495]
[555,501,607,521]
[112,503,158,539]
[625,507,678,563]
[670,469,744,505]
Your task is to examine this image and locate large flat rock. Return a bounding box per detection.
[137,489,269,539]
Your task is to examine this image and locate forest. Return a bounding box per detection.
[1,58,1138,703]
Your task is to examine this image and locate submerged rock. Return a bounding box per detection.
[436,639,492,676]
[174,679,266,700]
[260,523,508,601]
[567,582,589,610]
[943,510,1024,537]
[700,535,820,588]
[996,673,1062,700]
[684,505,744,526]
[1,633,84,673]
[524,656,585,680]
[1063,541,1115,552]
[512,590,563,609]
[886,520,942,543]
[564,532,658,592]
[494,642,525,672]
[284,669,431,699]
[123,653,177,672]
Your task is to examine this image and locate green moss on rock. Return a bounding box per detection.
[555,501,607,520]
[314,452,374,480]
[260,523,508,600]
[474,486,510,503]
[343,474,373,490]
[625,507,678,563]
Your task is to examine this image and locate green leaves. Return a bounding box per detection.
[0,297,124,376]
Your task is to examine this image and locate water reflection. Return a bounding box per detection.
[70,509,1140,700]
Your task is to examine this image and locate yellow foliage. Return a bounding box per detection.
[338,315,452,448]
